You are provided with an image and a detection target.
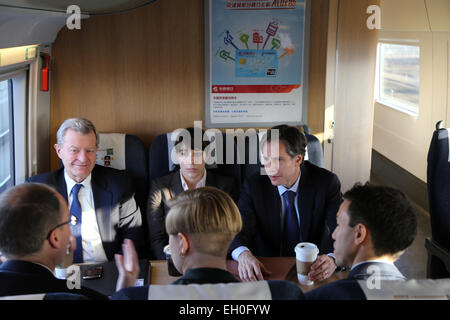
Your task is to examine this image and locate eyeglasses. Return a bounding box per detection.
[46,219,70,240]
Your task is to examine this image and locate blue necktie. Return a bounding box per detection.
[70,184,83,263]
[283,190,300,256]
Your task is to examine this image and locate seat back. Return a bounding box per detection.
[147,281,272,300]
[96,133,148,213]
[358,278,450,300]
[426,121,450,278]
[148,133,175,180]
[304,132,324,168]
[0,292,88,300]
[111,280,304,300]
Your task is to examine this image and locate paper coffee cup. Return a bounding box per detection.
[295,242,319,286]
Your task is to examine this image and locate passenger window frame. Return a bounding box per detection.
[375,38,421,118]
[0,78,15,193]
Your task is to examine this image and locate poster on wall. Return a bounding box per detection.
[205,0,310,128]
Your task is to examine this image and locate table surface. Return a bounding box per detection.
[150,257,348,293]
[80,259,151,296]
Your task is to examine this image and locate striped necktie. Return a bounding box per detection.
[282,190,300,256]
[70,184,83,263]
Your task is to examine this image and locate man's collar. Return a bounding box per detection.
[350,260,394,272]
[64,170,92,194]
[277,170,301,196]
[180,168,207,191]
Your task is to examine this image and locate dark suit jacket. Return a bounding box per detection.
[0,260,107,299]
[147,169,238,259]
[305,261,406,300]
[27,165,144,260]
[230,161,342,257]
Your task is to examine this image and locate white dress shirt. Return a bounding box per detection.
[180,169,207,191]
[65,171,108,263]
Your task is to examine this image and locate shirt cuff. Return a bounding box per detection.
[327,252,346,272]
[327,252,336,260]
[231,246,250,261]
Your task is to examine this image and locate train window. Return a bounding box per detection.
[375,42,420,117]
[0,79,14,193]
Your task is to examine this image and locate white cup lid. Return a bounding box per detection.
[294,242,319,259]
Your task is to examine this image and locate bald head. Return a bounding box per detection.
[0,183,65,258]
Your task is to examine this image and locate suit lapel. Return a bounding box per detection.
[298,164,314,242]
[170,170,184,196]
[205,170,215,187]
[265,180,283,249]
[56,168,68,203]
[91,168,112,241]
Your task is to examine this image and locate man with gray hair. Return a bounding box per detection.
[28,118,143,263]
[0,183,139,299]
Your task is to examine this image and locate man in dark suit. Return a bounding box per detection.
[305,183,417,300]
[230,125,342,282]
[147,127,238,259]
[28,118,143,262]
[0,183,139,299]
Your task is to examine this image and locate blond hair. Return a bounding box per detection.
[165,187,242,257]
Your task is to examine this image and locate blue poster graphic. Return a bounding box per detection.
[211,0,305,86]
[235,50,278,77]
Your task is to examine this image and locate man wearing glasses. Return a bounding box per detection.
[0,183,139,299]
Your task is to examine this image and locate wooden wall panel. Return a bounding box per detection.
[307,0,329,137]
[50,0,328,170]
[332,0,380,191]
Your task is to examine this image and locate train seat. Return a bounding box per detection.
[96,133,148,215]
[0,292,88,300]
[358,278,450,300]
[425,121,450,278]
[111,280,304,300]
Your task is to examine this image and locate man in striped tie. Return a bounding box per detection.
[28,118,143,263]
[230,125,343,282]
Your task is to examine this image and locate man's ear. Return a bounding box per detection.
[47,229,62,250]
[354,223,368,246]
[296,154,303,167]
[54,144,63,159]
[178,232,190,256]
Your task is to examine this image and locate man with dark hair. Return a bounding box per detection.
[147,127,238,259]
[0,183,139,298]
[305,183,417,300]
[230,124,342,282]
[28,118,143,263]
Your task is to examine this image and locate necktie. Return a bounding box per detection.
[283,190,300,256]
[70,184,83,263]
